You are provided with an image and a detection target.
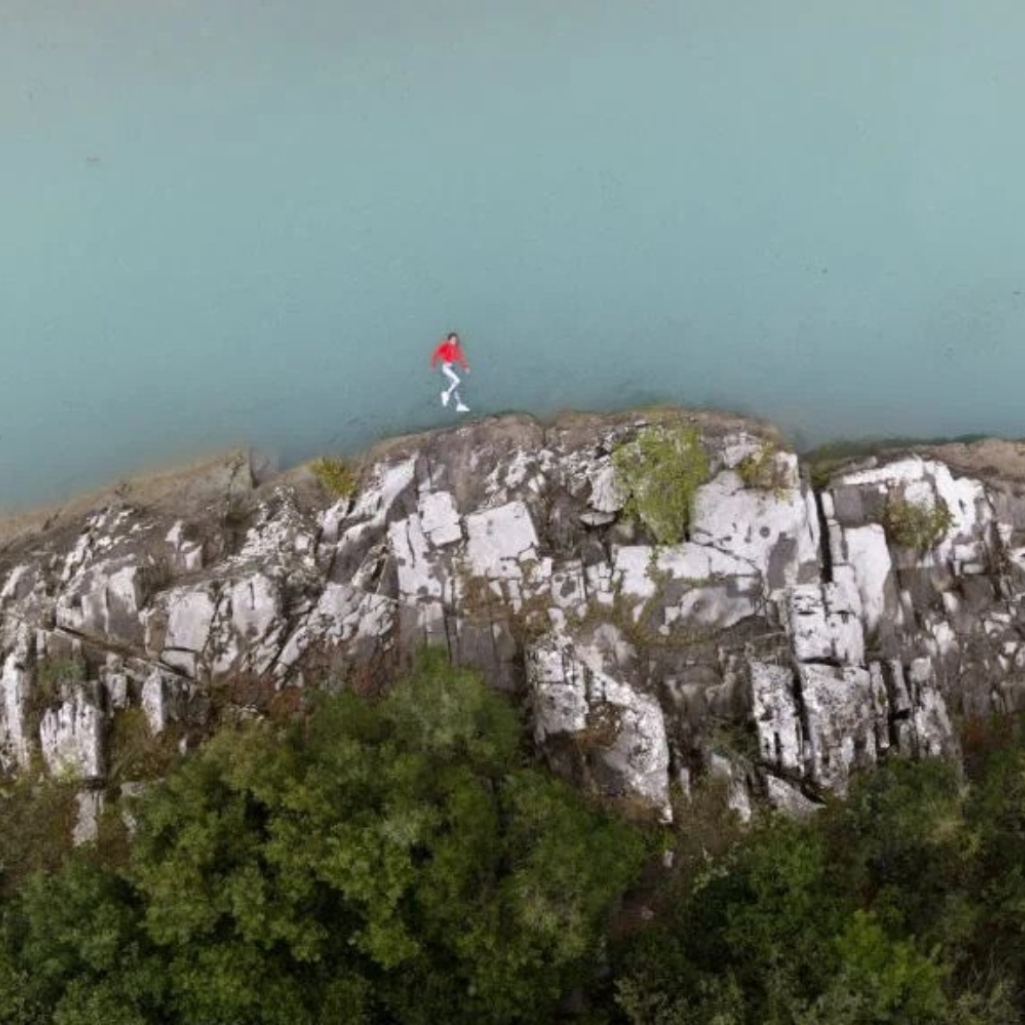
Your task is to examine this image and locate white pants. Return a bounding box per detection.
[441,363,463,403]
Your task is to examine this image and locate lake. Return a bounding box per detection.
[3,0,1025,508]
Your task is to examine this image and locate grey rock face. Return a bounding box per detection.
[528,627,671,819]
[40,687,104,781]
[0,411,1008,819]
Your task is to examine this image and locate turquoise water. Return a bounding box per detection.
[3,2,1025,508]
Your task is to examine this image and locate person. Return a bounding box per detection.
[430,331,471,412]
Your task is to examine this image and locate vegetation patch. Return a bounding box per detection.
[737,442,791,495]
[30,655,87,720]
[12,656,1025,1022]
[14,649,644,1025]
[883,494,954,551]
[709,718,761,763]
[310,455,358,499]
[453,559,555,645]
[106,707,182,785]
[612,425,710,544]
[565,562,730,658]
[0,773,78,895]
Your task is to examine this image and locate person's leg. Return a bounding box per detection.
[442,363,469,411]
[442,363,461,395]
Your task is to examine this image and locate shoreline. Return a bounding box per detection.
[2,405,1024,551]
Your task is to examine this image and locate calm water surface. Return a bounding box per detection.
[3,1,1025,508]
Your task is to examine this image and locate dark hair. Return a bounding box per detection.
[447,332,459,342]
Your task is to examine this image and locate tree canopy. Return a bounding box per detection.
[3,655,1025,1023]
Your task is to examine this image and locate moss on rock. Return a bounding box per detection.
[882,494,954,551]
[612,425,710,544]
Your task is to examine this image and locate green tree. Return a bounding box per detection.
[0,854,162,1024]
[820,758,969,943]
[796,911,948,1025]
[126,648,646,1024]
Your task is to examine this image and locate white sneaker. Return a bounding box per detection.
[455,403,470,413]
[440,390,450,407]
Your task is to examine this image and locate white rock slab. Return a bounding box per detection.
[690,469,820,588]
[73,790,104,846]
[388,515,443,601]
[0,628,31,770]
[784,583,865,665]
[464,502,539,579]
[141,668,183,735]
[612,544,758,601]
[40,688,103,780]
[528,630,670,819]
[764,776,819,817]
[908,657,956,758]
[587,461,627,514]
[418,490,462,546]
[800,663,876,793]
[750,662,803,774]
[830,523,895,634]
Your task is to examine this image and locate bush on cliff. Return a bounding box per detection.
[612,425,710,543]
[882,494,954,551]
[310,455,358,499]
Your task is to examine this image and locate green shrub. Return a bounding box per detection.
[310,456,357,498]
[737,443,791,495]
[882,495,954,551]
[612,425,710,544]
[0,774,78,895]
[106,708,181,785]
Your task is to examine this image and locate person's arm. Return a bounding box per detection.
[457,345,470,371]
[430,342,443,368]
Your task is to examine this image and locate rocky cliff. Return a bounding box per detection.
[3,407,1025,833]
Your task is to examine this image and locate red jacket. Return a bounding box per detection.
[430,338,469,370]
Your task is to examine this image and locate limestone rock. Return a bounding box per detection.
[0,626,32,770]
[0,408,1016,824]
[73,790,104,846]
[141,668,184,735]
[157,586,218,676]
[784,583,865,666]
[528,628,671,820]
[750,662,802,776]
[799,664,879,793]
[587,461,627,514]
[40,687,104,781]
[764,776,819,817]
[707,751,753,822]
[690,466,820,590]
[56,558,146,645]
[464,501,540,580]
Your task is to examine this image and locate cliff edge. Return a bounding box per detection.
[1,406,1023,832]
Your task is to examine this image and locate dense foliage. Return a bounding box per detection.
[0,650,645,1024]
[5,656,1025,1023]
[612,753,1023,1024]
